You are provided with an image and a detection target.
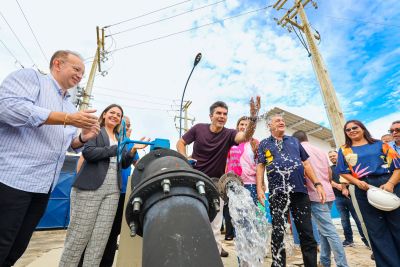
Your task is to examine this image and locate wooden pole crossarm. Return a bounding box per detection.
[285,19,304,31]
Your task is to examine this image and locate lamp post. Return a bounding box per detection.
[179,53,202,138]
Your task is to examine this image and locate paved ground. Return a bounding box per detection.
[16,221,375,267]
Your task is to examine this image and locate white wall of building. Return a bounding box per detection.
[254,119,333,154]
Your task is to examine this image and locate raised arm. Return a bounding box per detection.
[234,96,261,144]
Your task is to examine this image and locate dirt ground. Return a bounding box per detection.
[16,220,375,267]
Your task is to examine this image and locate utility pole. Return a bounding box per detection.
[273,0,370,246]
[175,100,195,134]
[79,26,105,111]
[273,0,346,147]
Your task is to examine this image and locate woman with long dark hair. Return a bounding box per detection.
[60,104,141,266]
[336,120,400,267]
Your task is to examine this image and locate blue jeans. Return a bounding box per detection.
[355,175,400,267]
[291,213,320,245]
[311,201,348,267]
[244,184,258,206]
[335,195,366,242]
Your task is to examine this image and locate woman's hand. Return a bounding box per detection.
[132,137,151,150]
[355,180,370,191]
[380,182,395,193]
[129,137,150,156]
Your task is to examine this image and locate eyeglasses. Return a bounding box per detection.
[345,126,359,132]
[388,128,400,134]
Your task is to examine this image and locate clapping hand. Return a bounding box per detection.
[69,109,99,129]
[80,125,100,142]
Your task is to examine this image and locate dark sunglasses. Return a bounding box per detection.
[388,128,400,134]
[345,126,359,132]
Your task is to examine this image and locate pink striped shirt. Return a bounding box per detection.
[301,142,335,202]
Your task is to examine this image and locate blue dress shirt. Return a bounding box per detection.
[0,68,78,193]
[121,142,139,193]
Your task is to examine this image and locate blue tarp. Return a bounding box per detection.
[36,155,78,229]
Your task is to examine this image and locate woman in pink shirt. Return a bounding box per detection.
[226,116,259,204]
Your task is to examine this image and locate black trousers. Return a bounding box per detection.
[78,193,125,267]
[269,192,317,267]
[222,202,234,239]
[0,182,50,267]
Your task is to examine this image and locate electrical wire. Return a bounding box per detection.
[94,91,176,106]
[326,15,400,29]
[15,0,48,62]
[94,99,179,112]
[0,10,36,66]
[0,38,24,68]
[104,0,191,28]
[94,85,178,102]
[107,0,226,37]
[109,5,272,54]
[291,17,311,56]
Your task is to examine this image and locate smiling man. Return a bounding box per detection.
[389,120,400,154]
[176,97,260,258]
[256,114,326,267]
[0,50,100,266]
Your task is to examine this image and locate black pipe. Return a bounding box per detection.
[142,196,222,267]
[126,149,223,267]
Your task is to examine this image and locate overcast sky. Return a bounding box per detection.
[1,0,399,148]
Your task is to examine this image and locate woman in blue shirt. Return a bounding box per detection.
[336,120,400,267]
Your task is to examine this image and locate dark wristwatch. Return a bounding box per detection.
[249,116,258,122]
[78,133,87,144]
[314,182,322,188]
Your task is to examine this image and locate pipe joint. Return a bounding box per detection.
[161,179,171,194]
[196,181,206,195]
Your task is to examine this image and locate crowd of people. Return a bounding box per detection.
[0,49,399,267]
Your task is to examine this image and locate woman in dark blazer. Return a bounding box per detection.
[60,104,140,267]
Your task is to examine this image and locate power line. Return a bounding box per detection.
[107,0,226,37]
[0,10,36,66]
[94,91,177,106]
[326,15,400,29]
[94,85,178,101]
[94,99,179,112]
[292,25,310,56]
[15,0,48,62]
[109,5,272,54]
[0,38,24,68]
[104,0,191,28]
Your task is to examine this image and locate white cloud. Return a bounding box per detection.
[1,0,399,151]
[366,112,400,139]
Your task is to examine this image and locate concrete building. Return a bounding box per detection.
[254,107,336,153]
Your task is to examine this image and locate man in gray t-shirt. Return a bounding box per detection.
[177,97,260,257]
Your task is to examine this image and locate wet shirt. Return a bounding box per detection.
[337,141,400,178]
[258,135,309,194]
[226,140,258,184]
[182,123,237,178]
